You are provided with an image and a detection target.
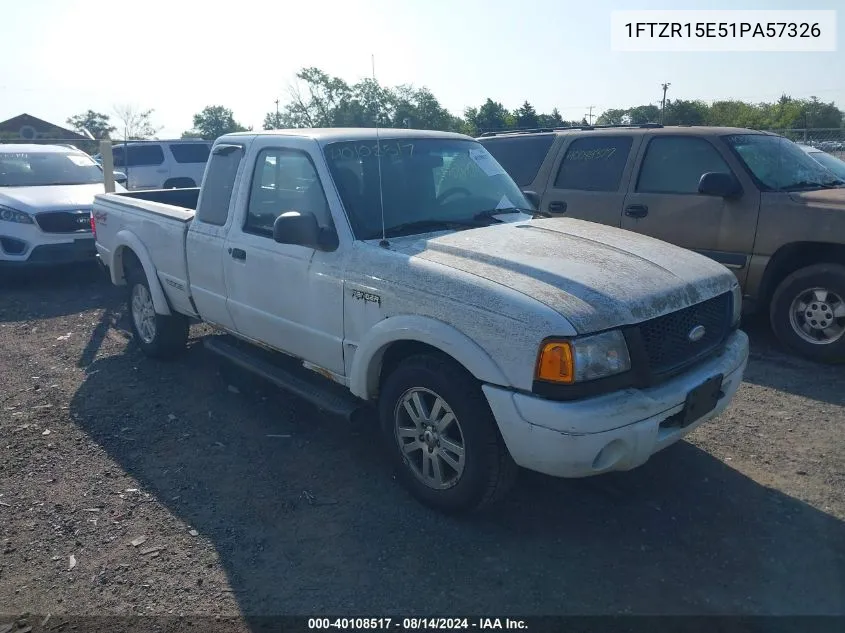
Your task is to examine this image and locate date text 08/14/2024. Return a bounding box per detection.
[307,618,528,630]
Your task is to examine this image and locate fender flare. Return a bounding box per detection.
[348,315,510,400]
[111,230,172,316]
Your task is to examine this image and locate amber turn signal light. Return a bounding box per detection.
[535,341,575,384]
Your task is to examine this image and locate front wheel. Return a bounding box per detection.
[127,266,189,359]
[770,263,845,364]
[378,353,517,513]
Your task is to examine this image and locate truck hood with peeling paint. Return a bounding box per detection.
[382,217,737,333]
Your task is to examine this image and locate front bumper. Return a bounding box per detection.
[0,238,97,268]
[483,330,749,478]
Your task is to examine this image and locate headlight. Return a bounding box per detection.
[730,282,742,327]
[0,205,34,224]
[536,330,632,384]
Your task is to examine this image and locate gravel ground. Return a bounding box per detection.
[1,265,843,628]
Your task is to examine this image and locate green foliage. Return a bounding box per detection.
[597,96,842,130]
[66,110,116,139]
[169,67,845,142]
[663,100,709,126]
[184,105,247,140]
[515,101,539,129]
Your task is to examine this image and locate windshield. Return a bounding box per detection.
[323,138,532,239]
[0,150,104,187]
[806,150,845,181]
[723,134,845,191]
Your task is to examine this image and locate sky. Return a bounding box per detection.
[1,0,843,138]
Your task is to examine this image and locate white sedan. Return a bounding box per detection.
[0,144,126,270]
[798,143,845,180]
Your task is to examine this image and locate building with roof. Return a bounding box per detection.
[0,113,88,142]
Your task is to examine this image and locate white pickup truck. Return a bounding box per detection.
[93,129,749,513]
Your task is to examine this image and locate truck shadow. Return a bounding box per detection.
[69,340,845,619]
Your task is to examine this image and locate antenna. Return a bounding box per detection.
[372,54,389,249]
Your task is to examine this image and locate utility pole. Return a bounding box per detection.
[584,105,595,125]
[660,82,671,123]
[274,98,280,117]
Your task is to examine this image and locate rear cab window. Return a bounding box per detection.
[478,134,555,187]
[195,145,245,226]
[553,135,634,192]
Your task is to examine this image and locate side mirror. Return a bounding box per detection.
[113,171,128,185]
[698,172,742,198]
[522,190,541,209]
[273,211,338,251]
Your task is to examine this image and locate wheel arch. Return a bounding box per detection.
[162,177,196,189]
[759,242,845,309]
[348,315,510,401]
[112,231,172,316]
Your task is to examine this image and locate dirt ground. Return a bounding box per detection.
[1,265,843,629]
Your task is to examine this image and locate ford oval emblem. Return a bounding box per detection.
[688,325,706,343]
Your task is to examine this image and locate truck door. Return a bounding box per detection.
[223,142,346,376]
[185,143,245,330]
[540,133,642,226]
[620,134,760,285]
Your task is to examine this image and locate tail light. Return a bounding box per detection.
[90,212,97,238]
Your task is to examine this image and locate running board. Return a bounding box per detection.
[203,335,363,420]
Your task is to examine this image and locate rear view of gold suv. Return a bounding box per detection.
[479,125,845,363]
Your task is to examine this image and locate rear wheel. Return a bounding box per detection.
[126,264,189,359]
[770,263,845,363]
[162,177,195,189]
[378,353,517,513]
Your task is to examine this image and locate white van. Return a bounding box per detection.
[106,140,212,190]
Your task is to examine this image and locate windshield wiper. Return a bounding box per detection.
[380,218,488,238]
[474,206,550,220]
[781,180,845,191]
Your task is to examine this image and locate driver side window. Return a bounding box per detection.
[245,148,332,237]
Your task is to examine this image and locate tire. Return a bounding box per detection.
[378,353,517,513]
[126,265,189,359]
[162,178,195,189]
[770,263,845,364]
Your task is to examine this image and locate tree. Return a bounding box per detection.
[262,111,286,130]
[706,100,767,128]
[390,85,457,131]
[469,98,511,134]
[628,105,660,124]
[537,107,564,128]
[515,101,539,129]
[66,110,115,139]
[113,104,161,139]
[801,96,842,129]
[596,108,627,125]
[184,105,247,140]
[333,78,395,127]
[663,99,708,126]
[281,67,352,127]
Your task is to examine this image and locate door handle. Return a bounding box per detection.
[548,201,567,214]
[624,204,649,218]
[228,247,247,261]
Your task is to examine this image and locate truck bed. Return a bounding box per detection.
[93,188,200,317]
[105,187,200,218]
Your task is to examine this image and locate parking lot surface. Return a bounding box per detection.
[1,266,843,623]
